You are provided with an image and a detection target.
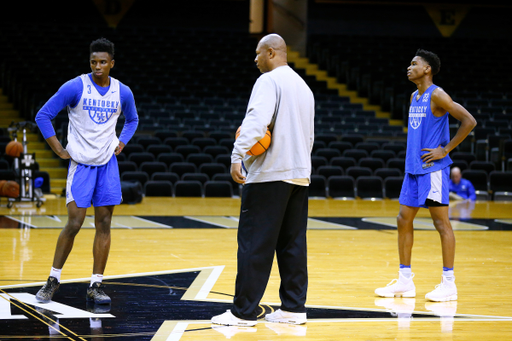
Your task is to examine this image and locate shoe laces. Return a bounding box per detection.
[386,279,398,287]
[432,281,451,293]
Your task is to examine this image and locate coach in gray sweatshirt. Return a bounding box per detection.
[212,34,315,327]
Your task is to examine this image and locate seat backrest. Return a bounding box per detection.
[327,175,355,199]
[174,180,203,197]
[384,176,404,199]
[204,181,233,197]
[356,176,383,199]
[144,180,174,197]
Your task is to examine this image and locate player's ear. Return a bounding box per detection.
[268,47,275,59]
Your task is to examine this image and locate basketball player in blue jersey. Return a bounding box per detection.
[34,38,139,304]
[375,49,476,301]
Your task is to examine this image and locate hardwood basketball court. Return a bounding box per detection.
[1,197,511,340]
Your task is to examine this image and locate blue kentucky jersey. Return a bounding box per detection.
[405,84,452,174]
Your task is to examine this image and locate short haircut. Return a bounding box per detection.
[90,38,115,58]
[415,49,440,75]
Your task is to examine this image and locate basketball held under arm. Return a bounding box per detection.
[233,75,276,160]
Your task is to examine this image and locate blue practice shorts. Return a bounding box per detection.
[66,154,122,208]
[399,167,450,208]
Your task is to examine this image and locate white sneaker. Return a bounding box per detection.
[265,309,307,325]
[425,276,457,302]
[375,272,416,298]
[211,310,257,327]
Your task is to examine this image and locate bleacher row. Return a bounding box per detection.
[2,23,512,200]
[110,131,512,200]
[306,35,512,119]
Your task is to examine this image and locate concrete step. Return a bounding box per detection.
[42,167,68,179]
[25,133,41,142]
[0,103,13,110]
[50,179,67,194]
[0,117,23,126]
[287,47,393,120]
[37,158,62,168]
[26,141,47,150]
[33,150,55,159]
[0,109,20,118]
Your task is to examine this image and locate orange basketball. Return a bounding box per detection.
[235,126,271,156]
[2,181,19,198]
[0,180,6,196]
[5,141,23,157]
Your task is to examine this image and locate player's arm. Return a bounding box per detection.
[421,88,477,163]
[45,136,70,159]
[117,84,139,155]
[35,78,82,160]
[231,75,276,183]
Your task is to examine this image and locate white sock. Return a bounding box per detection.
[399,267,412,279]
[50,267,62,282]
[90,274,103,287]
[443,270,455,282]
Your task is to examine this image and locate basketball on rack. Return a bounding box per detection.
[5,141,23,157]
[2,181,20,198]
[0,180,6,196]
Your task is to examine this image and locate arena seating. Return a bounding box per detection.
[1,22,511,199]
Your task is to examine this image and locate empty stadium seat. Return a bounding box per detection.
[144,180,174,197]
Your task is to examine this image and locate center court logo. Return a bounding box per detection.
[0,267,509,340]
[83,97,119,124]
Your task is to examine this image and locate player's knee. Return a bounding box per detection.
[64,219,83,236]
[432,218,452,234]
[95,216,112,233]
[396,213,408,227]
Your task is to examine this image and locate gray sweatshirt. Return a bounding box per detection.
[232,65,315,184]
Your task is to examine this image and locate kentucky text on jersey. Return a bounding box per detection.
[83,98,120,109]
[83,98,120,124]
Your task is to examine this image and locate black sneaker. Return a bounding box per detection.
[86,282,111,304]
[35,276,60,303]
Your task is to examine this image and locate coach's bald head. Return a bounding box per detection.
[451,166,462,185]
[254,34,288,73]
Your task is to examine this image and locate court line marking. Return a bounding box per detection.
[184,216,239,229]
[362,217,489,230]
[0,266,226,290]
[184,216,357,230]
[129,215,173,228]
[2,215,173,229]
[0,290,86,340]
[2,267,511,340]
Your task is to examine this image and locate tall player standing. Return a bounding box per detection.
[375,49,476,301]
[35,38,139,304]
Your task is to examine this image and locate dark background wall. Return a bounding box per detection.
[2,0,511,38]
[307,1,512,39]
